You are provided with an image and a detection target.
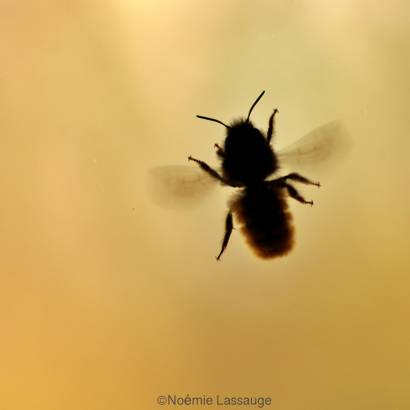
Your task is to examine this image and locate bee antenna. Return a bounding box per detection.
[196,115,230,129]
[246,90,265,121]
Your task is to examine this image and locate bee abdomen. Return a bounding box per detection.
[231,186,294,258]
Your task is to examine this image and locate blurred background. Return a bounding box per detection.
[1,0,409,409]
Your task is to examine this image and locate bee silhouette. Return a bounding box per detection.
[149,91,351,261]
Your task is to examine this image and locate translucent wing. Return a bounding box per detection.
[147,165,217,209]
[278,120,352,173]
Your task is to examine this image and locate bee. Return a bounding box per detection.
[149,91,350,261]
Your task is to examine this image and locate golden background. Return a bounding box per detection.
[1,1,409,408]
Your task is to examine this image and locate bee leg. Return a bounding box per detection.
[188,155,236,186]
[267,108,279,144]
[188,155,224,182]
[285,183,314,206]
[214,143,225,158]
[216,212,234,261]
[279,173,320,187]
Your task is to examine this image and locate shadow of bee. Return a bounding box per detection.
[149,91,351,261]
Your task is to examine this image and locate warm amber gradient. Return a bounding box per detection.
[1,1,409,409]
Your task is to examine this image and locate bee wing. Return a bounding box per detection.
[147,165,217,209]
[277,120,352,173]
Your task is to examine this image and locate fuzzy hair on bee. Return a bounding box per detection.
[189,91,321,260]
[229,185,295,259]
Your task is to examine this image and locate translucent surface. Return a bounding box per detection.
[1,1,409,409]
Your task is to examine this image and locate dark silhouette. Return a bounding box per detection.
[189,91,320,260]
